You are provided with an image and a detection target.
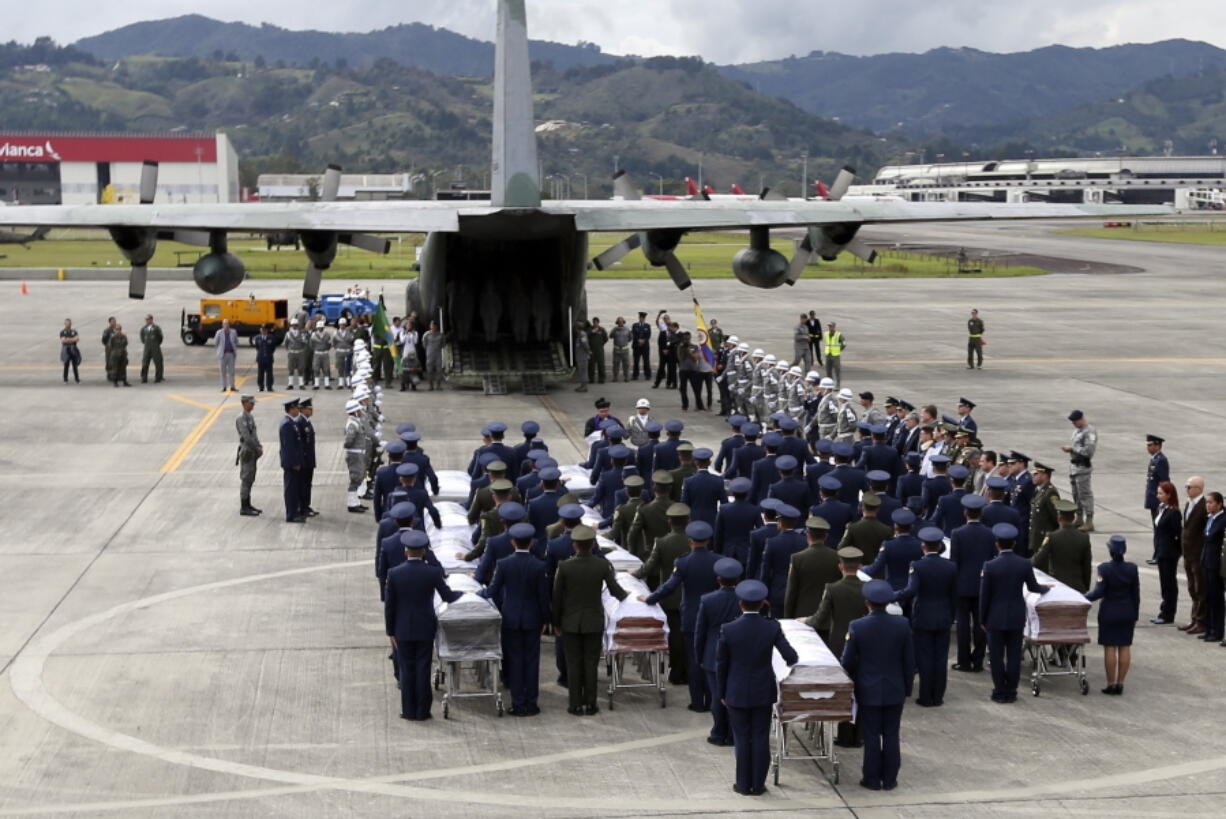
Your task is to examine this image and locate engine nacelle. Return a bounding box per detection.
[731,226,789,289]
[193,252,246,295]
[109,227,157,266]
[300,230,338,271]
[641,229,684,267]
[817,223,862,261]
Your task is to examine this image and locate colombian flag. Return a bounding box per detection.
[372,296,402,371]
[692,297,716,366]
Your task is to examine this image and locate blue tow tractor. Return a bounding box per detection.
[302,294,378,326]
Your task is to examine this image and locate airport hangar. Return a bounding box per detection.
[0,131,240,206]
[855,154,1226,208]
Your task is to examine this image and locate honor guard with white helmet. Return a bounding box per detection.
[284,318,307,390]
[310,321,334,390]
[333,317,354,387]
[834,387,859,443]
[344,399,368,512]
[815,377,839,440]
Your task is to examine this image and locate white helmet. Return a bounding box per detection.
[775,359,789,370]
[727,335,739,344]
[838,387,854,400]
[788,366,803,376]
[290,319,299,326]
[345,400,362,413]
[751,348,765,358]
[805,371,820,382]
[338,317,348,326]
[635,398,651,409]
[736,343,750,352]
[763,354,777,365]
[819,377,835,389]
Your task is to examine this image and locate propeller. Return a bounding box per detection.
[296,165,389,299]
[139,161,158,204]
[592,176,691,290]
[827,165,856,201]
[123,161,161,298]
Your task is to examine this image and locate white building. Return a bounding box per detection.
[0,131,240,205]
[257,172,414,201]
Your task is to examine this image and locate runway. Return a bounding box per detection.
[2,221,1225,817]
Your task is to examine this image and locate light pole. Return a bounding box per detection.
[697,155,704,192]
[557,173,571,199]
[430,169,447,199]
[574,172,588,200]
[649,172,663,196]
[801,150,808,200]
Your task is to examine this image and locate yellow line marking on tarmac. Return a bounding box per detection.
[165,394,214,411]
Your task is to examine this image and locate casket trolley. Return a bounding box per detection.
[432,575,505,718]
[602,571,669,710]
[1024,569,1091,697]
[770,620,855,786]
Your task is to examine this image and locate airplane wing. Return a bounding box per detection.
[0,198,1175,234]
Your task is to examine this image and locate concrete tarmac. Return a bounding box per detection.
[2,221,1226,817]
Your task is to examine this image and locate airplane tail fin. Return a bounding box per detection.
[815,181,830,199]
[703,184,716,195]
[685,177,699,196]
[491,0,541,207]
[731,184,746,195]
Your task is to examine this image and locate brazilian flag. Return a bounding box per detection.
[372,296,402,373]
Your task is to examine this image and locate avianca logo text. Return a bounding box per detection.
[0,141,61,160]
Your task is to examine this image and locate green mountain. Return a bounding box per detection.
[0,43,899,197]
[973,68,1226,156]
[75,15,615,75]
[721,40,1226,137]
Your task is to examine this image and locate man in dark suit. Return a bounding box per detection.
[760,505,807,613]
[695,558,744,746]
[474,503,532,585]
[1181,476,1208,634]
[278,398,305,523]
[1144,434,1170,564]
[553,526,628,715]
[949,494,995,672]
[682,448,728,525]
[643,521,722,711]
[979,523,1050,702]
[714,478,758,565]
[376,503,420,601]
[730,424,765,482]
[747,498,781,581]
[894,527,958,706]
[1201,491,1226,642]
[841,579,914,791]
[716,579,798,796]
[480,523,550,716]
[385,535,462,720]
[767,455,810,512]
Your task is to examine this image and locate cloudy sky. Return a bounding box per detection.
[18,0,1226,63]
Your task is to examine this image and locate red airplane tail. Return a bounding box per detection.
[703,184,715,195]
[816,181,831,199]
[685,177,699,196]
[731,184,746,195]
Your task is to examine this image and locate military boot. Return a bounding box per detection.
[1078,515,1095,532]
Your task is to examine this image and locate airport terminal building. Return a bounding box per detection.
[859,155,1226,208]
[0,132,240,205]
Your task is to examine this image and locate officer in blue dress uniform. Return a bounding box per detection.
[714,415,747,474]
[376,503,419,601]
[863,509,924,615]
[475,503,532,585]
[810,476,853,547]
[956,397,977,434]
[857,425,902,491]
[587,426,627,484]
[730,423,765,481]
[694,558,744,746]
[635,421,663,484]
[776,417,813,465]
[385,533,462,720]
[767,455,810,511]
[934,464,970,535]
[480,522,550,715]
[371,440,407,521]
[714,478,758,565]
[866,470,902,527]
[682,448,728,525]
[760,505,807,613]
[296,398,318,517]
[841,579,914,791]
[643,521,722,711]
[979,523,1050,702]
[1008,452,1035,553]
[893,527,958,706]
[509,420,541,479]
[528,466,568,546]
[748,432,782,505]
[894,452,923,503]
[478,421,516,470]
[716,579,798,796]
[1086,534,1141,694]
[747,498,781,580]
[279,398,305,523]
[385,462,442,530]
[399,431,440,497]
[949,494,995,672]
[982,476,1022,530]
[1144,435,1170,564]
[829,443,867,506]
[652,419,687,473]
[920,454,952,518]
[590,444,632,519]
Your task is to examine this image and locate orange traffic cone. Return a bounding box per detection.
[20,281,28,295]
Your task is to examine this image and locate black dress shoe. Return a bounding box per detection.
[286,517,305,523]
[399,713,411,720]
[951,663,977,672]
[557,677,568,687]
[251,506,263,514]
[1145,558,1158,565]
[306,508,319,517]
[883,781,897,791]
[506,706,525,716]
[859,778,882,791]
[686,704,710,713]
[567,707,584,716]
[240,508,259,517]
[706,736,730,746]
[834,739,863,748]
[750,786,768,796]
[733,784,752,796]
[348,506,365,514]
[524,706,541,716]
[584,705,600,716]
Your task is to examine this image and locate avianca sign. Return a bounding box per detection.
[0,140,61,160]
[0,134,217,163]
